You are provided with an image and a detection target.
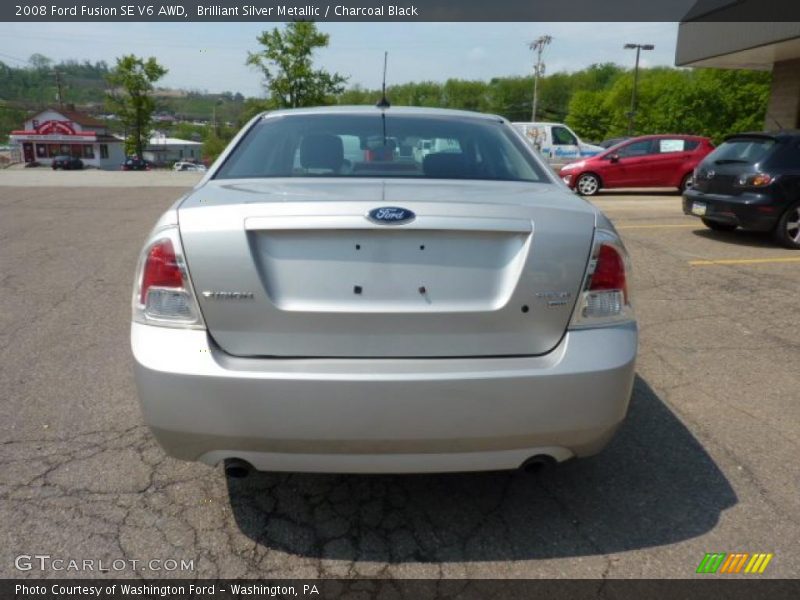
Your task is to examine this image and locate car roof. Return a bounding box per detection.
[261,105,506,123]
[725,130,800,142]
[626,134,709,141]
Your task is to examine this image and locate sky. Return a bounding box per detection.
[0,22,680,97]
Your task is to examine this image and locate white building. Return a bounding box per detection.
[9,108,125,170]
[144,134,203,165]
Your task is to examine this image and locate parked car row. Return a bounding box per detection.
[556,128,799,249]
[51,155,84,170]
[119,157,209,171]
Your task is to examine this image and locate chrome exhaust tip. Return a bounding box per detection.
[224,458,253,479]
[521,454,557,473]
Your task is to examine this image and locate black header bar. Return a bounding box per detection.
[4,0,800,22]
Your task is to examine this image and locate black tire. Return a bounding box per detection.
[679,173,693,193]
[701,218,738,232]
[576,173,601,196]
[773,202,800,249]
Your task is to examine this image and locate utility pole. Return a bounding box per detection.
[212,99,224,137]
[528,35,552,122]
[53,70,64,108]
[623,43,654,135]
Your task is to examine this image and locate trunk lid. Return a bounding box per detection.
[179,179,596,358]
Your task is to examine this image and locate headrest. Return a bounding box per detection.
[423,153,469,178]
[299,134,344,171]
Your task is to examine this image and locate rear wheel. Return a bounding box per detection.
[576,173,600,196]
[773,202,800,249]
[679,173,693,193]
[701,218,737,232]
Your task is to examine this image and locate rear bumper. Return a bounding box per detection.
[131,321,637,473]
[683,188,782,231]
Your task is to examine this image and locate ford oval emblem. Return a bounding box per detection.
[367,206,416,225]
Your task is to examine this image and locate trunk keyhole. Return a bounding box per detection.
[354,285,363,295]
[418,286,427,295]
[521,305,529,313]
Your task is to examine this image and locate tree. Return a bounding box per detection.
[246,22,347,108]
[28,53,52,71]
[566,90,612,142]
[105,55,167,157]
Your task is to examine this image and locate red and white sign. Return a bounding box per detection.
[35,120,77,135]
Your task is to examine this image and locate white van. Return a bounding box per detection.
[512,122,603,163]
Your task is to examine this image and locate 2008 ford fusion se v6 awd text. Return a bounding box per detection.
[131,106,637,475]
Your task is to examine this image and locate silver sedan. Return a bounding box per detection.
[131,106,637,475]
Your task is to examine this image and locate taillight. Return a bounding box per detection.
[132,226,204,328]
[736,173,774,187]
[140,239,182,303]
[570,229,633,328]
[589,244,627,299]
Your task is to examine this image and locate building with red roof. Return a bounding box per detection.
[9,107,125,169]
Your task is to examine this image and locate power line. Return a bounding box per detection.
[0,51,30,65]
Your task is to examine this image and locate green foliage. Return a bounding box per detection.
[331,63,628,124]
[202,128,235,163]
[106,55,167,156]
[0,101,26,144]
[0,56,111,108]
[565,67,771,143]
[247,22,347,108]
[333,62,769,144]
[565,90,612,142]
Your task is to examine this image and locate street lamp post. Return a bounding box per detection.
[624,43,654,136]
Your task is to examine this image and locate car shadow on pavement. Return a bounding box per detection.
[691,228,778,248]
[226,375,736,562]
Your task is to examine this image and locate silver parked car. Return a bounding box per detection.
[131,106,637,475]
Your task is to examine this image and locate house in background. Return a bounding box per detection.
[9,107,125,169]
[144,134,203,165]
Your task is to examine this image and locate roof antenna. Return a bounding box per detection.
[771,116,784,130]
[376,51,390,109]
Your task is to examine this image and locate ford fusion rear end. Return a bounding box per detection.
[131,107,637,474]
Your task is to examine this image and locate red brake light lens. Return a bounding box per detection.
[736,173,774,187]
[589,244,627,299]
[140,239,183,303]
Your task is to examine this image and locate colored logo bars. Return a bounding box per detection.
[697,552,774,574]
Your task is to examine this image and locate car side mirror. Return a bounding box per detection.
[608,154,620,163]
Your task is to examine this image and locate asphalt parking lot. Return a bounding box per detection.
[1,170,798,579]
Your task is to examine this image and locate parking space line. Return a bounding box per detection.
[616,224,698,230]
[689,257,800,266]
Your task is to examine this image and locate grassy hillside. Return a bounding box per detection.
[0,56,248,142]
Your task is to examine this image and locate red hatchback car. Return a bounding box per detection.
[559,135,714,196]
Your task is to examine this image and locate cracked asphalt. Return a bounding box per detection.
[1,170,798,579]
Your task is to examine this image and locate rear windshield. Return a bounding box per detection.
[215,113,550,183]
[707,138,776,165]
